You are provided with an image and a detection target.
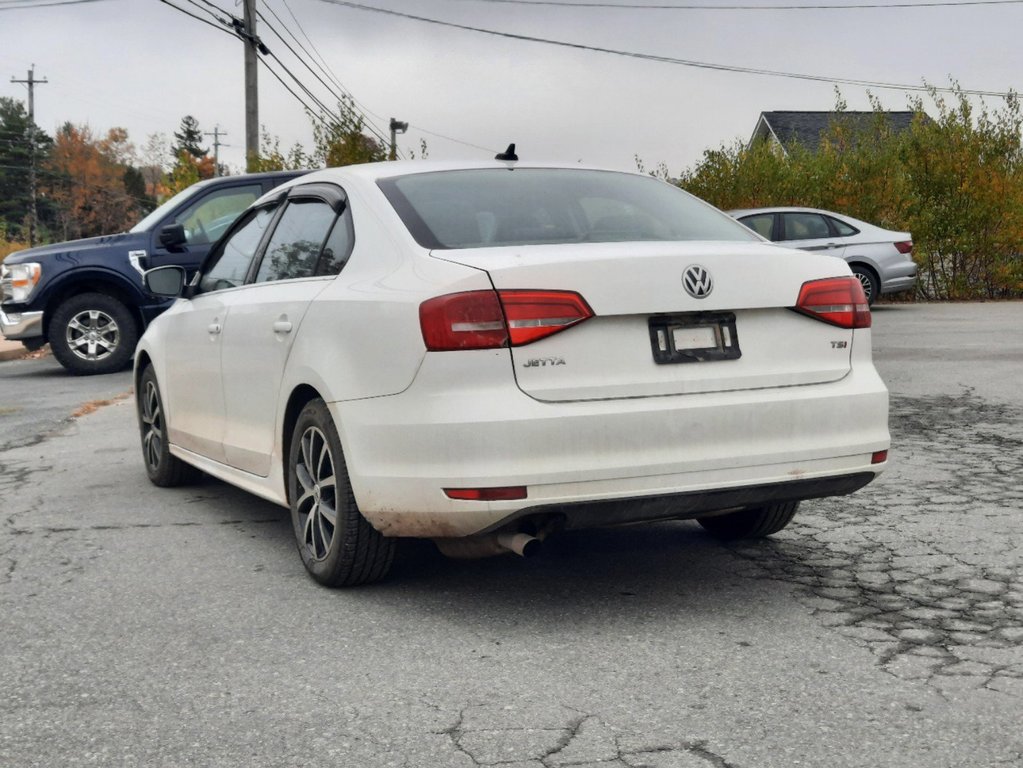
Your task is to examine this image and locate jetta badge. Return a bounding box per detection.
[682,264,713,299]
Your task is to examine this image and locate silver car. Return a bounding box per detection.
[729,207,916,304]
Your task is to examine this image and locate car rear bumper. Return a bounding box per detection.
[880,259,917,295]
[0,307,43,341]
[881,274,916,294]
[332,350,890,538]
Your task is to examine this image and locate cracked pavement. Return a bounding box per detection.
[1,303,1021,768]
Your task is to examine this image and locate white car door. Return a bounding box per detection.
[162,204,278,463]
[218,191,350,477]
[780,211,846,259]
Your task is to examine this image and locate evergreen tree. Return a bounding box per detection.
[171,115,207,162]
[0,97,52,240]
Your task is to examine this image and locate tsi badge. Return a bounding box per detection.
[682,264,713,299]
[523,357,566,368]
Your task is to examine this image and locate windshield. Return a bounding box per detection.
[129,179,218,234]
[377,168,758,250]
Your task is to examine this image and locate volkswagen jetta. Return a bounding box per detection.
[135,159,890,586]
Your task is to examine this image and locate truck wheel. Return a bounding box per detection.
[697,501,799,540]
[50,293,139,375]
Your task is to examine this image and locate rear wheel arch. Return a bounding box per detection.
[847,262,880,305]
[281,384,325,505]
[134,351,154,388]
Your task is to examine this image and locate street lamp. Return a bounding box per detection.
[389,118,408,161]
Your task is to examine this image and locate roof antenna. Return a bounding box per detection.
[495,143,518,162]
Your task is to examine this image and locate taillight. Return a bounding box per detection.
[420,290,593,351]
[500,290,593,346]
[894,241,913,255]
[794,276,871,329]
[420,291,507,350]
[444,486,527,501]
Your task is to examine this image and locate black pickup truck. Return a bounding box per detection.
[0,170,306,374]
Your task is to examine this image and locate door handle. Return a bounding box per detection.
[273,320,293,334]
[207,322,222,335]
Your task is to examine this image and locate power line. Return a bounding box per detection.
[439,0,1023,8]
[256,55,332,128]
[267,0,501,156]
[259,0,391,141]
[448,0,1023,7]
[313,0,1014,97]
[0,0,110,10]
[255,5,396,150]
[156,0,241,37]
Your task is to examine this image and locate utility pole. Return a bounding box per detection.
[204,126,228,177]
[389,118,408,161]
[243,0,258,171]
[10,65,47,246]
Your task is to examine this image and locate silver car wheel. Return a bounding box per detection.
[295,426,338,562]
[140,379,164,472]
[65,309,119,362]
[856,271,874,302]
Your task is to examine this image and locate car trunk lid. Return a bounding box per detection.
[431,241,860,402]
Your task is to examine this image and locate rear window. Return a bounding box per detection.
[377,169,758,250]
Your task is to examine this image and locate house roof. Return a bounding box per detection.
[750,111,923,153]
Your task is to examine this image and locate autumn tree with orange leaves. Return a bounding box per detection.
[44,124,154,240]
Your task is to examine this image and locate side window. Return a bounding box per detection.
[201,206,276,292]
[738,213,775,240]
[827,216,858,237]
[781,212,830,241]
[255,199,336,283]
[173,184,262,246]
[317,208,354,276]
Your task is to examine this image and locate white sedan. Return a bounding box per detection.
[135,159,890,586]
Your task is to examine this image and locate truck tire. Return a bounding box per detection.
[50,292,139,375]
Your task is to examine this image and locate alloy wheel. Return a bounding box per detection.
[140,379,164,471]
[66,309,119,362]
[295,426,338,561]
[856,271,874,302]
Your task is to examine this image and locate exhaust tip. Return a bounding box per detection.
[497,532,541,558]
[519,536,541,558]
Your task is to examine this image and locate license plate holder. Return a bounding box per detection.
[649,312,741,364]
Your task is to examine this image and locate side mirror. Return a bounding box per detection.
[159,223,187,249]
[145,265,187,297]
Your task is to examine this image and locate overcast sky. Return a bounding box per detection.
[1,0,1021,175]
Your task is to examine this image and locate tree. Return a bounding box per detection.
[312,97,386,168]
[169,116,214,189]
[45,123,147,240]
[171,115,207,163]
[676,88,1023,300]
[249,127,311,172]
[140,132,170,199]
[0,97,52,241]
[166,150,216,195]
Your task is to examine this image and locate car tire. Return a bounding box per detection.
[288,399,395,587]
[851,266,880,306]
[136,365,202,487]
[50,292,138,375]
[697,501,799,540]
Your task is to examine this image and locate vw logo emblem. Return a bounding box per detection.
[682,264,713,299]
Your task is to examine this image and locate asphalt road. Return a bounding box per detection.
[1,302,1021,768]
